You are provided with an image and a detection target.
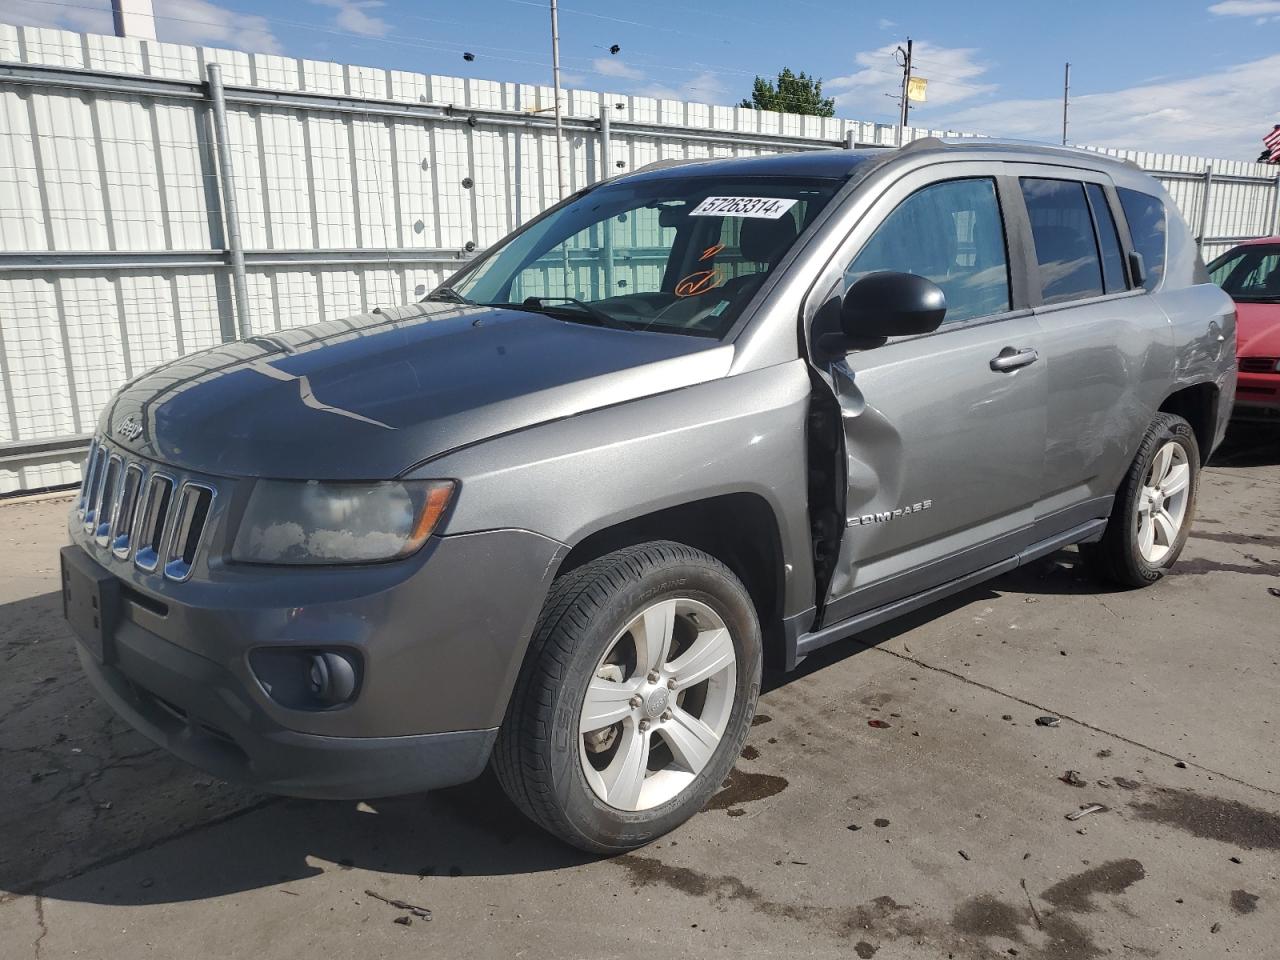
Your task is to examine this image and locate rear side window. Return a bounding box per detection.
[1085,183,1127,294]
[1019,179,1104,304]
[1117,187,1167,291]
[845,177,1011,325]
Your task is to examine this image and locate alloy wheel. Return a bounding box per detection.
[578,597,737,811]
[1137,440,1191,564]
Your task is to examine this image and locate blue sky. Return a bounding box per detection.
[11,0,1280,160]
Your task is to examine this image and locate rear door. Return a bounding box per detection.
[1008,167,1175,533]
[809,163,1048,625]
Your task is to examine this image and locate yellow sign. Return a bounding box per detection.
[907,76,928,103]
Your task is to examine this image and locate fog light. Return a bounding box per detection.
[308,651,357,706]
[249,647,362,710]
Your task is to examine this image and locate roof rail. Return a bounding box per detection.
[631,157,712,175]
[899,136,947,154]
[911,136,1146,170]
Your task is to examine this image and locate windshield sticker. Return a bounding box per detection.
[689,197,798,219]
[675,269,723,297]
[699,242,725,261]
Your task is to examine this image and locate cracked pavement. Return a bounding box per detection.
[1,427,1278,959]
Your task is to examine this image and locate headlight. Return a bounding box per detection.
[231,479,455,565]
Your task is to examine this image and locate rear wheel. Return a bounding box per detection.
[1082,412,1199,587]
[492,541,761,853]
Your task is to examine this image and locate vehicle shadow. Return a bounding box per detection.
[43,775,592,907]
[1209,421,1280,468]
[0,591,589,905]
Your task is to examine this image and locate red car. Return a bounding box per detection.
[1209,237,1280,421]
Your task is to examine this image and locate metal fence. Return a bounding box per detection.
[2,22,1278,494]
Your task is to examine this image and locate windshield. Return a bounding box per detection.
[1208,243,1280,302]
[435,175,843,338]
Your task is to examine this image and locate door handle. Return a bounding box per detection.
[990,347,1039,372]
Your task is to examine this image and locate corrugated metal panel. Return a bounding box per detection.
[0,20,1278,493]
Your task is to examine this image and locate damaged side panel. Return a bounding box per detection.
[817,316,1049,628]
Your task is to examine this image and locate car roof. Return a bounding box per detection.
[1233,236,1280,247]
[618,149,884,182]
[616,137,1144,186]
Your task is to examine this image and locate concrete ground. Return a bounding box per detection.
[1,426,1278,960]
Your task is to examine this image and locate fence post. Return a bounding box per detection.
[1196,164,1213,251]
[205,63,252,341]
[598,105,612,182]
[1271,175,1280,236]
[598,105,615,297]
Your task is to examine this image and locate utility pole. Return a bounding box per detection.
[1062,62,1070,146]
[110,0,156,39]
[895,38,913,147]
[549,0,567,199]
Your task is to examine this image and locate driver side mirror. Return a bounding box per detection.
[841,271,947,340]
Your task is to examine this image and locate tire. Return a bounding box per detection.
[1082,412,1200,588]
[492,541,762,854]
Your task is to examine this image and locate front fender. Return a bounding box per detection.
[410,361,816,619]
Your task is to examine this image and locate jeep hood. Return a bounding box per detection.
[100,303,733,479]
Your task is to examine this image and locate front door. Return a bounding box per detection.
[816,172,1048,625]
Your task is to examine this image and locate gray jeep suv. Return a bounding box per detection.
[62,139,1236,853]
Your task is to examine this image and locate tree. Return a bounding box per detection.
[739,68,835,117]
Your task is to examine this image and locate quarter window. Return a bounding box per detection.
[1019,178,1105,304]
[1085,183,1128,294]
[1117,187,1168,292]
[845,178,1011,325]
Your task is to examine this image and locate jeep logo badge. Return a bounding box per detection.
[115,414,143,442]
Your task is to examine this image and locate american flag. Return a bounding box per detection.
[1265,125,1280,164]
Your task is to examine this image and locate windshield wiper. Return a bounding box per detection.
[423,286,475,305]
[508,296,632,331]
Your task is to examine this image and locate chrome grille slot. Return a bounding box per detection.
[93,456,122,545]
[81,445,107,531]
[76,440,99,519]
[133,474,175,573]
[111,463,145,558]
[163,483,214,582]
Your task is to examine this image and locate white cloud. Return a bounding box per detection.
[938,53,1280,161]
[1208,0,1280,14]
[5,0,112,33]
[635,70,729,104]
[828,41,997,115]
[3,0,282,53]
[310,0,389,39]
[160,0,282,53]
[877,18,897,29]
[590,56,645,81]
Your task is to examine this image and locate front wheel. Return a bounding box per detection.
[1082,412,1200,587]
[492,541,762,854]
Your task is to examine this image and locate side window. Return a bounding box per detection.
[1208,251,1246,287]
[845,178,1011,325]
[1019,178,1104,304]
[1085,183,1128,294]
[1117,187,1167,292]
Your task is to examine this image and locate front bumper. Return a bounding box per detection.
[1233,369,1280,419]
[64,525,566,799]
[78,637,497,798]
